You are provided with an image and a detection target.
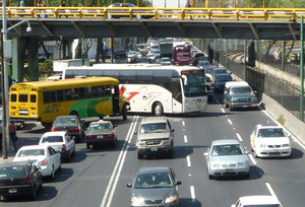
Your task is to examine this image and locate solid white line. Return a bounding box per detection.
[221,108,226,113]
[248,154,257,165]
[186,155,191,167]
[184,135,188,143]
[266,182,278,199]
[182,121,185,127]
[190,185,196,202]
[100,116,138,207]
[227,119,233,125]
[236,133,243,142]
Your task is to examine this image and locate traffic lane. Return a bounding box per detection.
[0,117,133,207]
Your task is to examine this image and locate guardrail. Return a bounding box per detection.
[1,7,305,21]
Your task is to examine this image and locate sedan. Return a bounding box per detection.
[231,195,283,207]
[14,145,61,179]
[127,167,181,207]
[0,161,42,200]
[85,120,117,149]
[250,124,292,158]
[205,139,250,179]
[39,131,75,162]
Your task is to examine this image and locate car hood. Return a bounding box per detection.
[132,187,177,200]
[210,154,248,163]
[255,137,290,145]
[137,132,170,141]
[86,129,114,136]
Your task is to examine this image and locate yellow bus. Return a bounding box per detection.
[9,77,130,127]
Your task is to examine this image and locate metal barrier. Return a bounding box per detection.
[1,7,305,20]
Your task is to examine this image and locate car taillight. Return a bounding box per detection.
[62,144,66,151]
[68,127,79,132]
[51,128,61,132]
[86,135,96,140]
[41,160,48,165]
[25,176,32,184]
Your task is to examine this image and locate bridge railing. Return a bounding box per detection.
[1,7,305,21]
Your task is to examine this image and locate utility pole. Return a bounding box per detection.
[300,16,304,121]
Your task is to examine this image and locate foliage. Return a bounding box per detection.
[39,59,53,76]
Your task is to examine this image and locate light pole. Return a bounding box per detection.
[1,1,32,159]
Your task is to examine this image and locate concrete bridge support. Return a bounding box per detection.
[27,38,39,81]
[12,37,26,83]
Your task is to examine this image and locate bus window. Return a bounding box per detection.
[30,95,36,103]
[88,70,104,76]
[19,94,28,102]
[43,92,50,103]
[79,88,85,98]
[50,91,56,102]
[104,70,119,78]
[65,89,73,101]
[57,90,64,102]
[171,78,182,103]
[120,70,136,83]
[11,94,17,102]
[71,88,79,100]
[136,70,153,83]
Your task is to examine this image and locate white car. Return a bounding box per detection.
[39,131,75,162]
[14,145,61,179]
[250,124,292,158]
[231,195,283,207]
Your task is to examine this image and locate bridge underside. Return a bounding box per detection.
[6,19,300,40]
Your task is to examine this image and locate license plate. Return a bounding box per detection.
[225,169,233,173]
[9,188,17,193]
[150,148,158,151]
[272,149,279,152]
[97,135,104,139]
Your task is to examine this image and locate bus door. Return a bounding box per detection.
[171,77,183,113]
[112,85,120,115]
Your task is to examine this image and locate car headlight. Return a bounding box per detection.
[260,144,266,148]
[231,99,238,103]
[238,162,245,167]
[162,140,171,145]
[130,196,145,205]
[165,195,178,203]
[282,144,290,147]
[136,141,145,146]
[252,97,257,102]
[212,163,220,168]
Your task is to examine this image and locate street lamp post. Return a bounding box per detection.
[1,1,32,159]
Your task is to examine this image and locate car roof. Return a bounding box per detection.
[256,123,282,129]
[18,144,49,150]
[212,139,240,145]
[140,117,168,124]
[225,81,249,88]
[42,131,67,137]
[239,196,281,205]
[138,166,171,174]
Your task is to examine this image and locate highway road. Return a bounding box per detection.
[2,95,305,207]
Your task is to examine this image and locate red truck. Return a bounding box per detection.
[173,45,191,66]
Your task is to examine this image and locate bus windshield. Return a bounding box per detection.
[181,71,206,97]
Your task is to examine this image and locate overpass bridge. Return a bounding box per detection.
[1,7,305,40]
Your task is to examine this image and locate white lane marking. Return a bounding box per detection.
[221,108,225,113]
[100,116,138,207]
[248,154,257,165]
[186,155,191,167]
[236,133,243,142]
[227,119,233,125]
[182,121,185,127]
[261,108,305,151]
[184,135,188,143]
[266,182,278,199]
[190,185,196,202]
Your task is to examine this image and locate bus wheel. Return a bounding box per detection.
[122,105,128,121]
[153,102,163,116]
[41,122,52,128]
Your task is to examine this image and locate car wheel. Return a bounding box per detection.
[38,183,43,191]
[254,150,258,158]
[167,150,173,158]
[58,160,62,171]
[137,152,143,159]
[51,167,56,179]
[30,187,36,200]
[243,173,250,179]
[113,137,118,148]
[208,174,214,179]
[229,105,234,111]
[86,143,90,149]
[153,102,163,116]
[72,146,76,156]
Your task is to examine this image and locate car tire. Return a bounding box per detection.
[153,102,163,116]
[51,167,56,179]
[137,152,143,159]
[229,105,234,111]
[30,187,36,200]
[167,150,173,158]
[58,160,62,171]
[86,143,90,149]
[254,151,258,158]
[113,137,118,148]
[208,174,214,179]
[243,173,250,179]
[72,146,76,156]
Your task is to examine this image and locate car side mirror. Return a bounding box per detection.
[176,181,182,185]
[134,131,137,135]
[171,129,175,132]
[127,183,132,188]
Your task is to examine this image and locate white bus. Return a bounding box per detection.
[62,64,207,116]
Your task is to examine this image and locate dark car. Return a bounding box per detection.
[211,68,228,77]
[0,161,42,200]
[191,52,205,66]
[213,74,233,93]
[51,115,84,143]
[85,120,117,149]
[127,167,181,207]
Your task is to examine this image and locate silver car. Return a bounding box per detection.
[127,167,181,207]
[205,139,250,179]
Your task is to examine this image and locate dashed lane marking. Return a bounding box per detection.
[182,121,185,127]
[248,154,257,165]
[186,155,191,167]
[221,108,226,113]
[227,119,233,125]
[184,135,188,143]
[266,182,278,199]
[236,133,243,142]
[190,185,196,202]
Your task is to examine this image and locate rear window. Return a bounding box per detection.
[54,117,78,127]
[257,128,285,137]
[30,95,36,103]
[0,166,26,178]
[17,149,45,157]
[19,94,28,102]
[140,123,168,134]
[230,87,252,94]
[42,136,63,143]
[89,123,112,131]
[10,94,17,102]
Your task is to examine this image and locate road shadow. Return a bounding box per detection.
[43,167,74,183]
[84,140,128,153]
[254,148,303,160]
[212,165,264,181]
[65,150,87,163]
[179,198,202,207]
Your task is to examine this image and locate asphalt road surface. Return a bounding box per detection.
[2,94,305,207]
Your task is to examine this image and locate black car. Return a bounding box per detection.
[127,167,181,207]
[52,115,84,143]
[213,74,233,93]
[0,161,42,200]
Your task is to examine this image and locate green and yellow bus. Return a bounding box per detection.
[9,77,129,127]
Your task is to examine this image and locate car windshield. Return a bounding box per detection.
[211,144,243,156]
[257,128,285,137]
[42,136,63,143]
[89,123,111,131]
[214,69,227,74]
[182,71,206,97]
[0,166,26,178]
[216,75,232,82]
[54,117,77,127]
[140,123,168,134]
[17,149,45,157]
[244,205,280,207]
[134,172,173,189]
[230,86,252,94]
